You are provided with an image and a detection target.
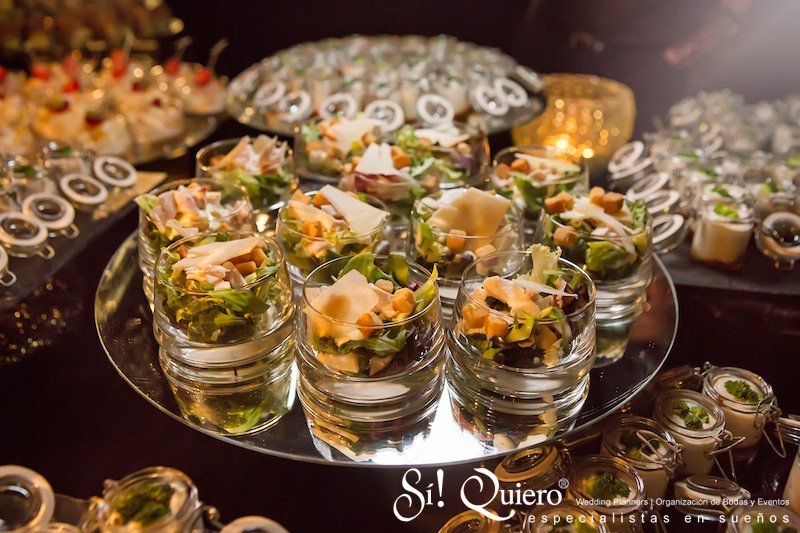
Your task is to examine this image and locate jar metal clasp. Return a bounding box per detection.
[757,397,787,458]
[634,430,684,478]
[706,429,746,481]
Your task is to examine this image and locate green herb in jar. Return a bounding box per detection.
[725,379,764,404]
[673,400,710,429]
[584,472,631,500]
[111,482,175,526]
[713,203,740,219]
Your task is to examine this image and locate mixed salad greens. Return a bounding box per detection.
[156,233,283,344]
[297,116,379,178]
[539,187,650,282]
[304,253,439,377]
[277,186,389,277]
[137,182,253,257]
[455,245,591,368]
[109,481,175,527]
[673,400,711,430]
[583,472,631,500]
[206,135,293,210]
[393,124,484,188]
[412,187,521,281]
[491,151,585,216]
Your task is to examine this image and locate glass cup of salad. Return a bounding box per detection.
[276,185,390,282]
[536,187,652,365]
[153,231,296,435]
[293,115,381,184]
[409,187,523,308]
[136,178,255,305]
[196,135,295,230]
[447,244,596,452]
[296,253,445,460]
[82,467,201,532]
[489,145,588,234]
[391,122,489,190]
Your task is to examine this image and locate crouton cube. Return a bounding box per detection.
[553,226,579,248]
[544,192,574,214]
[235,261,257,276]
[302,220,323,237]
[532,171,547,182]
[510,157,531,174]
[313,192,330,208]
[485,315,509,338]
[495,163,512,180]
[602,191,625,214]
[391,288,416,313]
[474,244,497,258]
[392,150,411,169]
[589,186,605,206]
[356,312,380,337]
[251,246,267,266]
[462,304,488,329]
[375,279,395,294]
[446,229,467,253]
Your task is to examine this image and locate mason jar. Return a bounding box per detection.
[601,415,682,500]
[153,232,295,435]
[489,145,588,233]
[82,467,202,532]
[21,192,79,239]
[276,189,389,282]
[672,475,750,526]
[296,255,445,460]
[0,465,56,531]
[0,212,54,259]
[653,389,742,477]
[137,178,254,305]
[0,245,16,286]
[409,188,524,307]
[566,455,649,533]
[536,197,651,364]
[527,502,608,533]
[690,200,755,270]
[196,136,296,229]
[702,366,780,461]
[494,446,570,510]
[780,416,800,514]
[58,173,109,211]
[447,249,596,451]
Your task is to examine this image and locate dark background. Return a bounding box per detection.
[2,1,800,531]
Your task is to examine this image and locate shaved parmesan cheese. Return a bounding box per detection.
[319,185,388,235]
[306,270,378,340]
[328,118,379,155]
[573,199,635,253]
[513,278,574,298]
[287,200,338,229]
[483,276,539,317]
[173,236,261,272]
[355,143,397,176]
[516,154,580,175]
[426,188,511,247]
[316,351,361,374]
[212,136,250,169]
[414,127,470,147]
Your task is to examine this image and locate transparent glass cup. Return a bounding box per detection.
[489,145,589,222]
[690,201,754,271]
[409,190,524,306]
[138,178,255,305]
[447,250,596,450]
[152,232,296,435]
[195,137,296,219]
[295,256,445,459]
[536,207,652,364]
[394,121,490,190]
[276,191,388,282]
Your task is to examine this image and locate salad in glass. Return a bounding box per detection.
[277,185,389,280]
[154,232,291,345]
[294,116,380,182]
[137,179,254,302]
[447,245,596,450]
[410,187,523,296]
[296,253,445,459]
[392,122,489,189]
[339,142,439,218]
[490,146,588,219]
[197,135,295,213]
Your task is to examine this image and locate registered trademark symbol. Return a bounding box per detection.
[558,478,569,489]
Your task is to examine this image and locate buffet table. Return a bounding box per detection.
[0,121,798,532]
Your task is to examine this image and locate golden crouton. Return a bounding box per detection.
[485,315,510,338]
[302,220,323,237]
[553,226,579,248]
[544,192,574,214]
[462,304,488,329]
[510,157,531,174]
[602,191,625,214]
[495,163,512,180]
[589,186,605,206]
[313,192,330,208]
[357,312,380,337]
[474,244,497,258]
[446,229,467,253]
[391,288,416,313]
[375,279,395,293]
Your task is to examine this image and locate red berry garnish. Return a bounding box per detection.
[194,67,212,86]
[0,66,7,82]
[165,58,181,75]
[32,64,51,81]
[152,98,162,108]
[85,112,104,127]
[132,81,144,92]
[63,79,79,93]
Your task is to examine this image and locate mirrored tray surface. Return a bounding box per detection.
[96,234,677,467]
